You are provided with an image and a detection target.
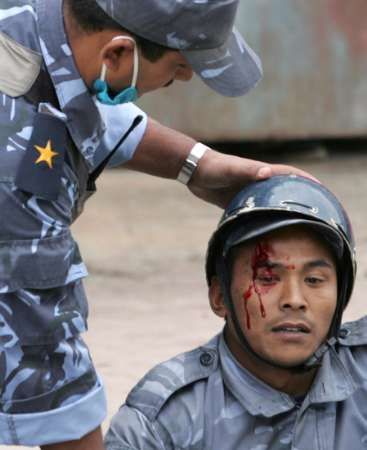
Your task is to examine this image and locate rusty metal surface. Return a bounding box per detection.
[137,0,367,141]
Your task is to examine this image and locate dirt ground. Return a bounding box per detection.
[20,149,367,449]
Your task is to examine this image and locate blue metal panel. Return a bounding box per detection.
[137,0,367,140]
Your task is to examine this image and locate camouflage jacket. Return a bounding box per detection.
[0,0,147,293]
[105,317,367,450]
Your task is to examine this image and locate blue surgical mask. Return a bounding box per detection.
[93,36,139,105]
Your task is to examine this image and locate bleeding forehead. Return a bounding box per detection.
[233,226,335,266]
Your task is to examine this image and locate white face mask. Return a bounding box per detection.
[93,35,139,105]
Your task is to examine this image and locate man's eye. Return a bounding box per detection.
[256,275,278,284]
[306,276,323,285]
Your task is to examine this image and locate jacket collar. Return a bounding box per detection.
[219,333,356,418]
[307,346,356,405]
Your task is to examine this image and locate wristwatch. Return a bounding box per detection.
[177,143,208,185]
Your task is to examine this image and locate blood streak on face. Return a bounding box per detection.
[243,284,253,330]
[242,241,297,329]
[242,242,273,330]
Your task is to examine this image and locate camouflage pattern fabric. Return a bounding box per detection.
[0,283,94,414]
[0,0,146,292]
[0,0,146,445]
[106,317,367,450]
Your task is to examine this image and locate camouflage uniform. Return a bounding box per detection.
[106,318,367,450]
[0,0,147,445]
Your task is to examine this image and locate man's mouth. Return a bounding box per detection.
[272,322,311,334]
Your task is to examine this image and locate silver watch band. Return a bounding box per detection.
[177,143,208,185]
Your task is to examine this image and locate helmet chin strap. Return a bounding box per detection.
[217,258,338,373]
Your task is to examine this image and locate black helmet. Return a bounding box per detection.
[206,175,356,371]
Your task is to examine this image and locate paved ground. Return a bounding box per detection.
[20,149,367,448]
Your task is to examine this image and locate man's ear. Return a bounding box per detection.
[101,36,135,73]
[209,276,227,318]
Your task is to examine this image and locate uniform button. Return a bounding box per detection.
[200,352,214,367]
[339,328,350,339]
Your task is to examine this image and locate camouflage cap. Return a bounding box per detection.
[95,0,263,97]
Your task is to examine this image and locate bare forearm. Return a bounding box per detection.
[124,117,196,179]
[124,117,318,209]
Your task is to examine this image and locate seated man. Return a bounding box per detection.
[105,175,363,450]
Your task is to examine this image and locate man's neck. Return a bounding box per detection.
[224,328,317,397]
[62,0,105,88]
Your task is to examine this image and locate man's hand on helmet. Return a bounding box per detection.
[188,148,319,208]
[126,119,318,210]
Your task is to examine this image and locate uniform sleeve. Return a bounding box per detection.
[104,404,166,450]
[96,102,148,168]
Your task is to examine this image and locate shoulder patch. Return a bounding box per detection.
[0,31,41,97]
[126,338,219,421]
[338,316,367,346]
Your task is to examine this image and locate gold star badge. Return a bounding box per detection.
[34,140,59,169]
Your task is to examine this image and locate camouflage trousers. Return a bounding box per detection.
[0,280,107,446]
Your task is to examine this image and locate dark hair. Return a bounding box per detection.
[65,0,170,62]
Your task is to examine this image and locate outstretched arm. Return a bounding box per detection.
[124,118,316,208]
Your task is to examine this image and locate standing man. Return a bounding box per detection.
[0,1,310,449]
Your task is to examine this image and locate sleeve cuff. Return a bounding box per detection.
[96,102,148,168]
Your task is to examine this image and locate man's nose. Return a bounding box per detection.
[279,279,307,311]
[175,65,194,82]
